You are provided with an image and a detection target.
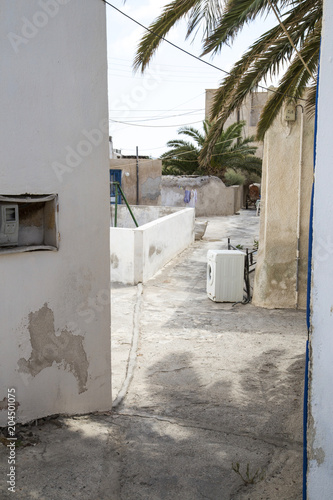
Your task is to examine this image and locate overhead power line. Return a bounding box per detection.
[110,135,246,169]
[102,0,307,102]
[110,119,204,128]
[109,109,203,123]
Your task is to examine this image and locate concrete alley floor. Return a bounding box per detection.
[0,209,307,499]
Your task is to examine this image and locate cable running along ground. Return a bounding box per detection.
[102,0,307,102]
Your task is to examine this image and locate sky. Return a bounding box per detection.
[106,0,277,158]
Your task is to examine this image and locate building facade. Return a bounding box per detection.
[0,0,112,424]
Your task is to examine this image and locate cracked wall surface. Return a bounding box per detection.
[18,304,88,394]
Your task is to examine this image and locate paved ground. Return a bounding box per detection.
[0,209,307,499]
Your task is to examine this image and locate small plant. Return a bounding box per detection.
[224,168,246,186]
[236,244,244,250]
[253,239,259,250]
[232,462,266,485]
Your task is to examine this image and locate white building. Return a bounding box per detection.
[307,0,333,496]
[0,0,112,424]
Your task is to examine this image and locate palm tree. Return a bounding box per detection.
[134,0,321,164]
[161,121,262,182]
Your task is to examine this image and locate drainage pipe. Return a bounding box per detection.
[295,104,304,308]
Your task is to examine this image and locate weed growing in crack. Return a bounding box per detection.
[232,462,266,485]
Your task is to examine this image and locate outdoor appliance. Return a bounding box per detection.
[207,249,245,302]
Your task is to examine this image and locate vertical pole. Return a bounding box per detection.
[246,248,250,301]
[118,183,139,228]
[136,146,139,205]
[114,183,118,228]
[295,105,304,309]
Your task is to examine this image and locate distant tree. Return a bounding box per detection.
[161,121,262,184]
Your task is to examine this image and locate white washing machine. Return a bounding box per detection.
[207,250,245,302]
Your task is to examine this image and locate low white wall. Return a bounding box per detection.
[141,209,194,282]
[110,229,136,284]
[110,208,194,284]
[110,205,182,228]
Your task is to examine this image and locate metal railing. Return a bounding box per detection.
[110,182,138,228]
[228,237,257,303]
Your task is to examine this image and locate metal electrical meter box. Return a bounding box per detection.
[285,104,296,121]
[0,204,19,246]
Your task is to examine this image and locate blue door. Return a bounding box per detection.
[110,170,122,204]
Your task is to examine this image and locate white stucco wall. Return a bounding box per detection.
[110,208,195,285]
[0,1,111,424]
[308,0,333,496]
[110,229,138,284]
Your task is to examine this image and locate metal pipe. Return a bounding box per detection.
[118,183,139,228]
[136,146,139,205]
[295,104,304,308]
[114,183,118,227]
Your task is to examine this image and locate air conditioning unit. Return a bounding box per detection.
[207,250,245,302]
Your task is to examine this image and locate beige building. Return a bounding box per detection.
[110,158,162,206]
[205,89,269,158]
[253,105,314,309]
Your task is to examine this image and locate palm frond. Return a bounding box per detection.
[133,0,200,73]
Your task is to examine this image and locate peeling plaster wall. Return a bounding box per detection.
[0,1,111,425]
[161,176,239,216]
[110,208,195,285]
[252,106,314,309]
[110,159,162,205]
[308,1,333,496]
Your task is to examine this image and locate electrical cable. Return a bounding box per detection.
[109,108,203,111]
[110,135,246,168]
[110,73,221,84]
[109,109,203,123]
[110,119,203,128]
[102,0,307,102]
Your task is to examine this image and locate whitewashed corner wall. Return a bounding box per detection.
[307,0,333,496]
[110,208,195,285]
[0,1,111,424]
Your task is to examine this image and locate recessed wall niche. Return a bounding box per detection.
[0,194,58,254]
